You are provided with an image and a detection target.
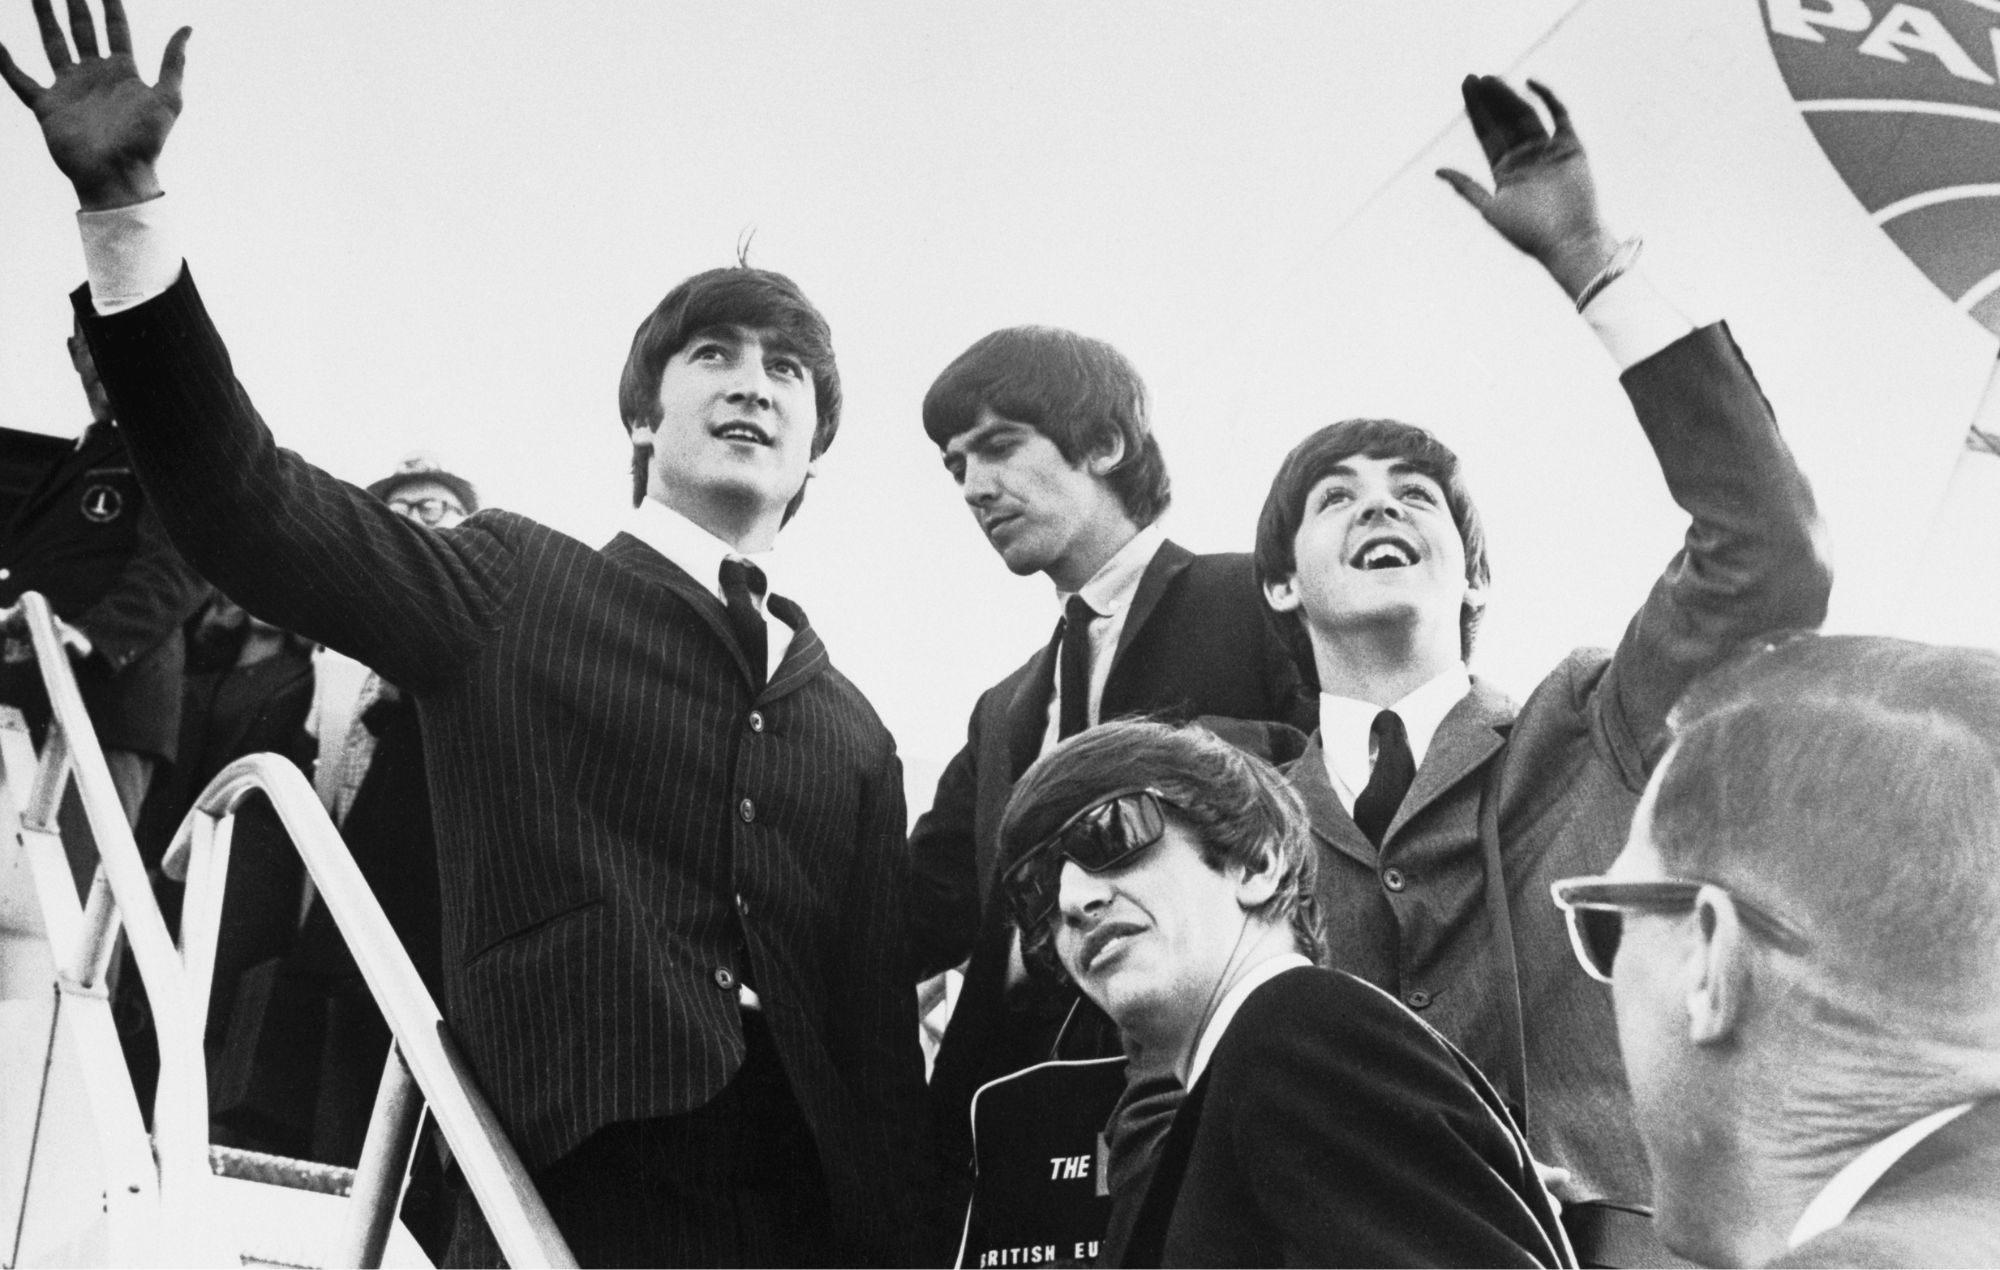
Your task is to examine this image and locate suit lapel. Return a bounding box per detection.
[1005,623,1062,780]
[1389,680,1513,841]
[762,594,828,701]
[601,532,762,690]
[1106,539,1192,688]
[1290,731,1377,866]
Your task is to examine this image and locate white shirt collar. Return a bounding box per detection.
[625,498,778,609]
[1185,952,1312,1089]
[1058,523,1165,619]
[1786,1102,1975,1250]
[1317,663,1472,811]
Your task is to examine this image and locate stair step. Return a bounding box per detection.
[209,1144,355,1197]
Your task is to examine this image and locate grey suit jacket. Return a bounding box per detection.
[1292,322,1832,1219]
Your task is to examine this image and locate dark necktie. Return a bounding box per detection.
[1352,709,1414,847]
[1058,595,1101,741]
[718,557,768,691]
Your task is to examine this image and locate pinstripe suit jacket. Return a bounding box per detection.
[76,272,928,1264]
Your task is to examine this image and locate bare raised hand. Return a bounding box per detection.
[1436,75,1619,301]
[0,0,190,209]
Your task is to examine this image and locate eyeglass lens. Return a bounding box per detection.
[391,497,463,525]
[1577,907,1622,980]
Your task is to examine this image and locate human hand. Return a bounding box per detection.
[0,0,191,210]
[0,602,94,662]
[1436,75,1619,302]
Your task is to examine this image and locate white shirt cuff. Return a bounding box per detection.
[77,197,183,314]
[1582,262,1698,372]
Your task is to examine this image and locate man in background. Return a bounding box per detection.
[0,312,208,841]
[1554,635,2000,1267]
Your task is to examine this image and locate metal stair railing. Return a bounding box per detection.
[1,591,208,1263]
[4,591,574,1268]
[162,754,576,1268]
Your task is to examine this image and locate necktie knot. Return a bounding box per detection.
[719,557,767,606]
[1352,708,1415,847]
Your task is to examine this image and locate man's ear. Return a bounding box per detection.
[1233,845,1284,910]
[1084,434,1127,477]
[1462,576,1489,618]
[1686,886,1750,1047]
[1263,575,1302,614]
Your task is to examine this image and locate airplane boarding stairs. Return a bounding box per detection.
[0,592,576,1268]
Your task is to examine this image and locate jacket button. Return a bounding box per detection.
[1382,867,1406,892]
[738,798,755,823]
[1407,989,1432,1010]
[713,966,737,991]
[748,710,765,733]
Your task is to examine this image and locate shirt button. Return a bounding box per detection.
[713,966,738,991]
[748,710,765,733]
[738,798,755,823]
[1382,867,1407,892]
[1407,989,1432,1010]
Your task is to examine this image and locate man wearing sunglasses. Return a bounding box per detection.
[1252,77,1831,1264]
[1552,635,2000,1268]
[1002,719,1573,1267]
[913,325,1314,1240]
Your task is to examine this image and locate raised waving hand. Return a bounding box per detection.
[0,0,189,209]
[1437,75,1622,302]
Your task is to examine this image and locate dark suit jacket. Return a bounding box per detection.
[919,544,1312,1201]
[1292,323,1831,1228]
[0,419,209,759]
[77,271,927,1264]
[1773,1098,2000,1269]
[910,540,1310,969]
[1108,966,1572,1268]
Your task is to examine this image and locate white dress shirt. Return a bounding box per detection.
[1041,522,1167,754]
[624,498,793,681]
[1785,1101,1975,1250]
[1318,664,1473,816]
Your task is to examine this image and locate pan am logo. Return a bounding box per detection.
[1765,0,2000,333]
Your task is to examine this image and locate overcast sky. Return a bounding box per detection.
[4,0,1996,797]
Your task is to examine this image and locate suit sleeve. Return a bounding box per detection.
[1214,974,1568,1267]
[1594,322,1832,783]
[907,709,985,978]
[68,491,210,673]
[71,269,513,692]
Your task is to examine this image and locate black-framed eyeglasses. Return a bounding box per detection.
[1000,786,1175,944]
[1549,876,1811,985]
[389,496,466,526]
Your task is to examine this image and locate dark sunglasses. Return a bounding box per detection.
[1549,876,1810,984]
[1001,787,1174,942]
